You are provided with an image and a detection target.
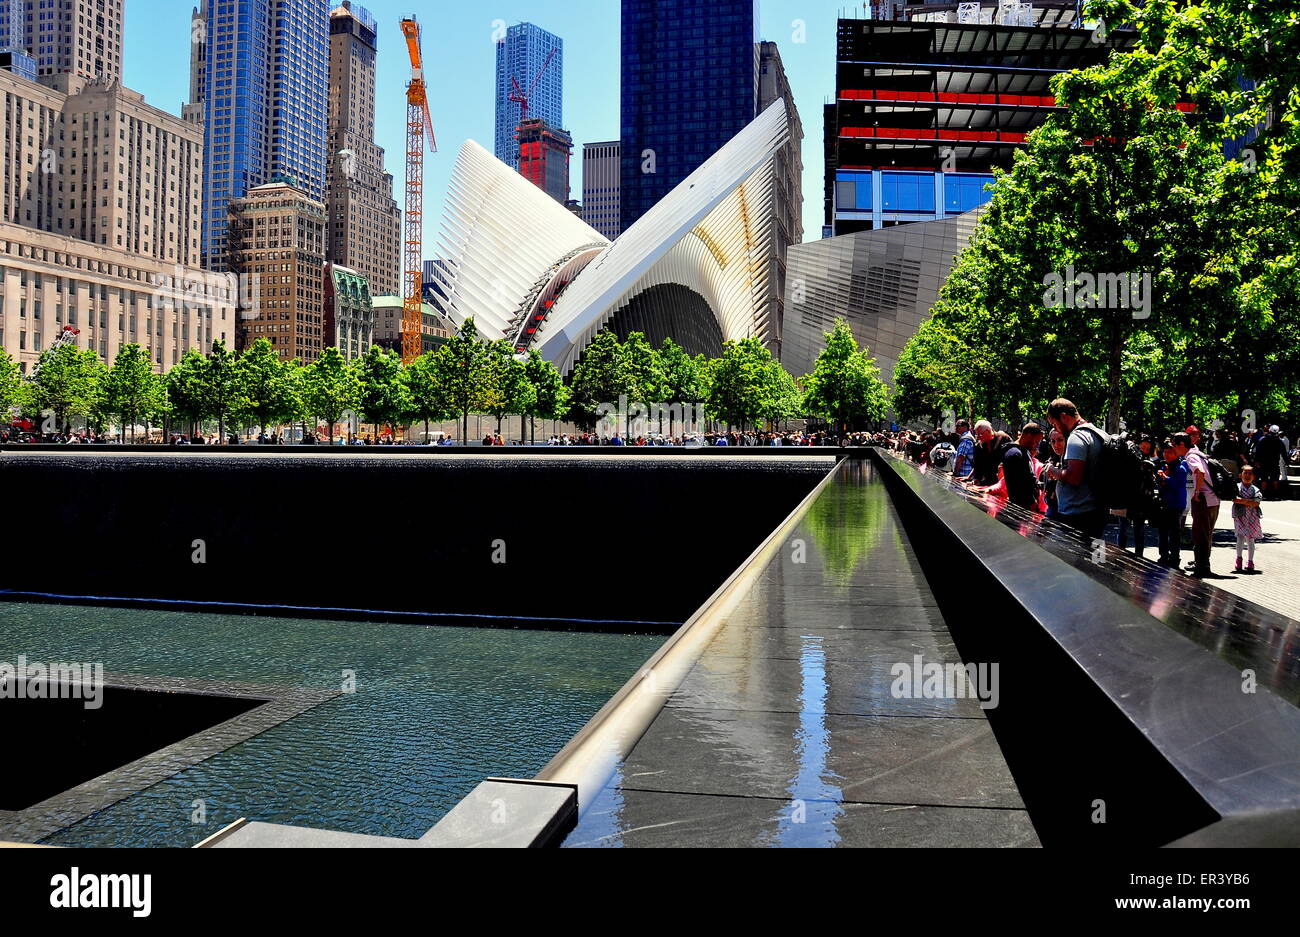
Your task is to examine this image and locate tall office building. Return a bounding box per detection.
[517,118,573,204]
[183,2,207,126]
[825,2,1131,236]
[620,0,759,231]
[494,22,563,170]
[228,180,326,360]
[4,0,124,83]
[0,70,236,376]
[758,42,803,357]
[326,1,400,297]
[191,0,329,272]
[581,141,620,240]
[0,0,35,81]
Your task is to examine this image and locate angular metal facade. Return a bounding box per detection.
[781,206,984,382]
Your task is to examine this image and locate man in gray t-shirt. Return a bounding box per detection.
[1044,398,1108,539]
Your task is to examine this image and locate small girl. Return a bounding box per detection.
[1233,464,1265,573]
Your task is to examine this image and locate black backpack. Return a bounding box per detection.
[1079,426,1148,512]
[1207,459,1239,502]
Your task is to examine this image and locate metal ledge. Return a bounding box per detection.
[872,450,1300,846]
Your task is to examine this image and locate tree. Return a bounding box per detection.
[404,349,453,443]
[432,319,489,446]
[658,338,703,436]
[706,337,784,432]
[198,340,240,444]
[302,347,362,443]
[104,344,166,443]
[802,320,891,433]
[893,35,1236,432]
[522,349,569,445]
[26,342,101,436]
[0,346,23,420]
[166,348,209,439]
[568,330,630,432]
[235,338,299,436]
[764,360,805,428]
[355,345,411,440]
[480,340,535,439]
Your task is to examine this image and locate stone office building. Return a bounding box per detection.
[323,262,373,360]
[228,180,327,361]
[0,66,232,374]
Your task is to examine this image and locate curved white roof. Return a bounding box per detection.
[432,99,791,373]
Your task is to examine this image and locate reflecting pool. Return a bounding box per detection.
[0,603,664,847]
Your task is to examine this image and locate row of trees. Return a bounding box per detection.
[1,319,895,442]
[893,0,1300,434]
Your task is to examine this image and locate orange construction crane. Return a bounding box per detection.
[401,16,438,365]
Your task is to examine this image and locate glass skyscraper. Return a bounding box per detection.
[0,0,36,81]
[494,22,563,170]
[196,0,329,271]
[620,0,759,231]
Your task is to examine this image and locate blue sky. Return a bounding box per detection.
[123,1,841,247]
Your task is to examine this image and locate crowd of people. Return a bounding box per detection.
[891,401,1297,579]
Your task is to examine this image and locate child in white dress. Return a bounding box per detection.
[1233,464,1264,573]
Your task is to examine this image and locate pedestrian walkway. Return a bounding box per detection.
[1207,499,1300,621]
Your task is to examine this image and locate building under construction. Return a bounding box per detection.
[825,0,1136,236]
[517,118,574,205]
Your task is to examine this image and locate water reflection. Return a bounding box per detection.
[772,636,844,847]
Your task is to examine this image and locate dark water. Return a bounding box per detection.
[1,603,663,847]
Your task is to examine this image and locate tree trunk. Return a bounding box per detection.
[1106,318,1123,434]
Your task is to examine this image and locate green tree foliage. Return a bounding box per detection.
[0,346,24,417]
[892,0,1300,432]
[658,338,703,435]
[480,339,536,437]
[568,330,630,430]
[166,349,209,438]
[104,344,166,442]
[706,337,794,431]
[355,345,411,440]
[802,320,892,433]
[622,332,666,406]
[432,318,489,445]
[404,349,453,443]
[26,342,102,435]
[235,338,299,435]
[302,347,362,443]
[522,349,569,444]
[198,340,240,443]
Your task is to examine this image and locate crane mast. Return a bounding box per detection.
[400,16,438,366]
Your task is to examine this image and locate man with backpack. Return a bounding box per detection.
[1044,399,1108,540]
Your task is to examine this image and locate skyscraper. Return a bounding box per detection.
[518,118,573,204]
[7,0,123,83]
[620,0,759,231]
[581,141,621,240]
[494,23,563,170]
[183,2,207,126]
[192,0,329,271]
[229,180,327,360]
[0,0,35,82]
[326,1,401,298]
[825,3,1128,236]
